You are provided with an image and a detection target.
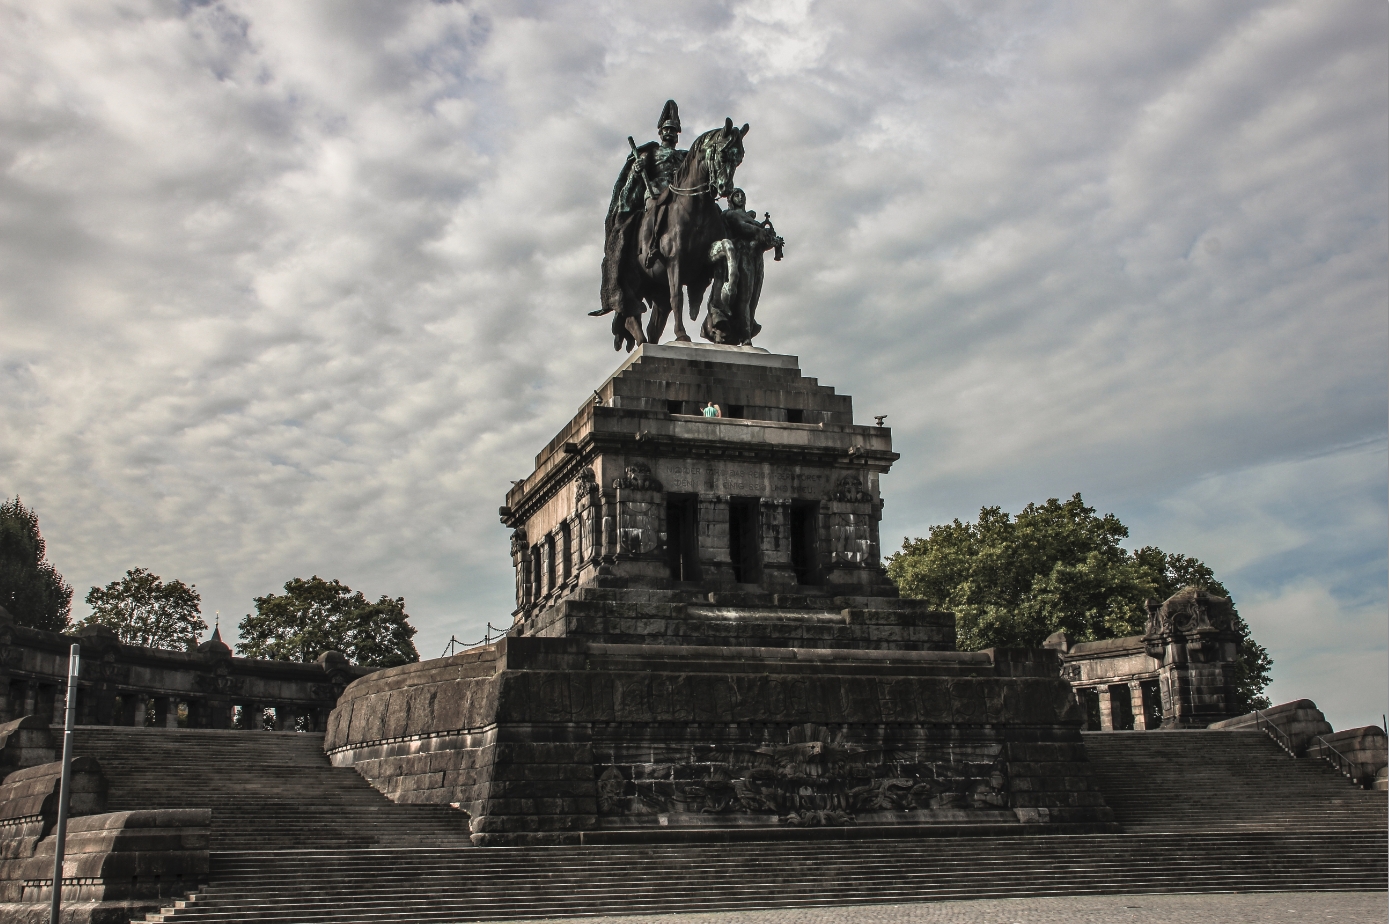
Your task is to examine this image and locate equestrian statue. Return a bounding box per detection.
[592,100,784,352]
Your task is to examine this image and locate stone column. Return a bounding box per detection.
[1130,681,1150,730]
[759,498,796,587]
[91,685,117,726]
[510,530,530,614]
[540,540,554,598]
[1097,686,1114,731]
[697,495,735,584]
[600,491,618,562]
[125,693,149,727]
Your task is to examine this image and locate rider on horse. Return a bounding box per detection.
[597,101,688,348]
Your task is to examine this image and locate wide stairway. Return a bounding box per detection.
[125,727,1383,923]
[146,831,1385,923]
[73,727,472,851]
[1082,729,1388,832]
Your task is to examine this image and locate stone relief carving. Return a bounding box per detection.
[1144,586,1235,638]
[828,512,874,566]
[596,724,1008,825]
[832,474,871,503]
[574,466,598,503]
[617,500,661,555]
[194,662,245,696]
[613,461,663,492]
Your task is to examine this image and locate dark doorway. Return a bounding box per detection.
[666,494,701,582]
[1139,679,1163,729]
[727,497,762,584]
[1108,684,1135,730]
[790,501,820,584]
[1081,688,1102,731]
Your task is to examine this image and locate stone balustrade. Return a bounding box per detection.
[0,606,369,733]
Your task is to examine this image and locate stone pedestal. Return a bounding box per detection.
[326,343,1116,844]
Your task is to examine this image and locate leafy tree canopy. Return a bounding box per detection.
[81,567,207,651]
[0,496,73,632]
[237,576,419,669]
[886,493,1272,712]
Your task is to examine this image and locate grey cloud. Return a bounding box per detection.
[0,1,1382,722]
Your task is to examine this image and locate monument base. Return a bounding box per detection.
[326,633,1116,846]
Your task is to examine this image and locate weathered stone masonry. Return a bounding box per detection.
[327,343,1117,845]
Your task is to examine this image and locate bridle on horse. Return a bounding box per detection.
[665,135,737,198]
[667,182,712,197]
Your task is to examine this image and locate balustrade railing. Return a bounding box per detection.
[1312,734,1358,782]
[1252,708,1297,757]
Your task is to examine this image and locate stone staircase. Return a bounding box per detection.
[142,830,1385,922]
[1082,729,1388,832]
[107,727,1384,922]
[72,727,472,851]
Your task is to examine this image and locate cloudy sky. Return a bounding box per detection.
[2,1,1384,728]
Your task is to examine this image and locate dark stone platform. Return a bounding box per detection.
[326,343,1117,845]
[326,637,1114,844]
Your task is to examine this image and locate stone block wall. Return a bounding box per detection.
[1210,700,1333,755]
[326,637,1116,845]
[516,588,955,650]
[1308,727,1388,786]
[0,809,209,923]
[501,343,901,629]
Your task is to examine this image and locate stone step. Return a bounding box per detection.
[141,829,1387,922]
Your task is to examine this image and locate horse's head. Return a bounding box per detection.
[705,118,748,198]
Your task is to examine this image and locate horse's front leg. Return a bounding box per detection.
[624,314,646,351]
[668,259,691,342]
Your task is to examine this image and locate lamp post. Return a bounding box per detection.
[49,642,79,924]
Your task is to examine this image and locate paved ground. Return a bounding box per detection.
[503,892,1388,923]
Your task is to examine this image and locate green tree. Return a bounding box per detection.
[237,576,419,668]
[81,567,207,650]
[886,493,1272,710]
[0,496,73,632]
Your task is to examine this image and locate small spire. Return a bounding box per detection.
[212,611,222,643]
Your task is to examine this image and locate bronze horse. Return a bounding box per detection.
[604,119,747,350]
